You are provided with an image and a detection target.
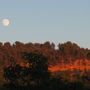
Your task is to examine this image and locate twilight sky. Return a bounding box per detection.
[0,0,90,48]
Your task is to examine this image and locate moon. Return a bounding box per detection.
[2,19,10,26]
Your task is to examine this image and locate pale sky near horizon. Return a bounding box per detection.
[0,0,90,49]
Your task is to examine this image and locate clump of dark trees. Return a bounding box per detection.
[0,41,90,89]
[2,52,90,90]
[0,41,90,66]
[3,52,50,89]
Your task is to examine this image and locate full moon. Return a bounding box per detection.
[2,19,10,26]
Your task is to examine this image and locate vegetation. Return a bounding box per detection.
[0,41,89,89]
[3,52,87,90]
[0,41,89,66]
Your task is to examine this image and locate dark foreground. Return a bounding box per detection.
[1,81,90,90]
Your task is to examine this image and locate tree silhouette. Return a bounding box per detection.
[3,52,50,88]
[87,52,90,60]
[1,41,90,89]
[22,52,50,86]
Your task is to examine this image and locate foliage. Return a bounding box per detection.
[3,53,50,88]
[87,52,90,60]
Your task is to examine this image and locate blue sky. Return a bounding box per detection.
[0,0,90,48]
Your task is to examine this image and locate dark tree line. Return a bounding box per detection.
[0,41,89,89]
[3,52,87,90]
[0,41,89,67]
